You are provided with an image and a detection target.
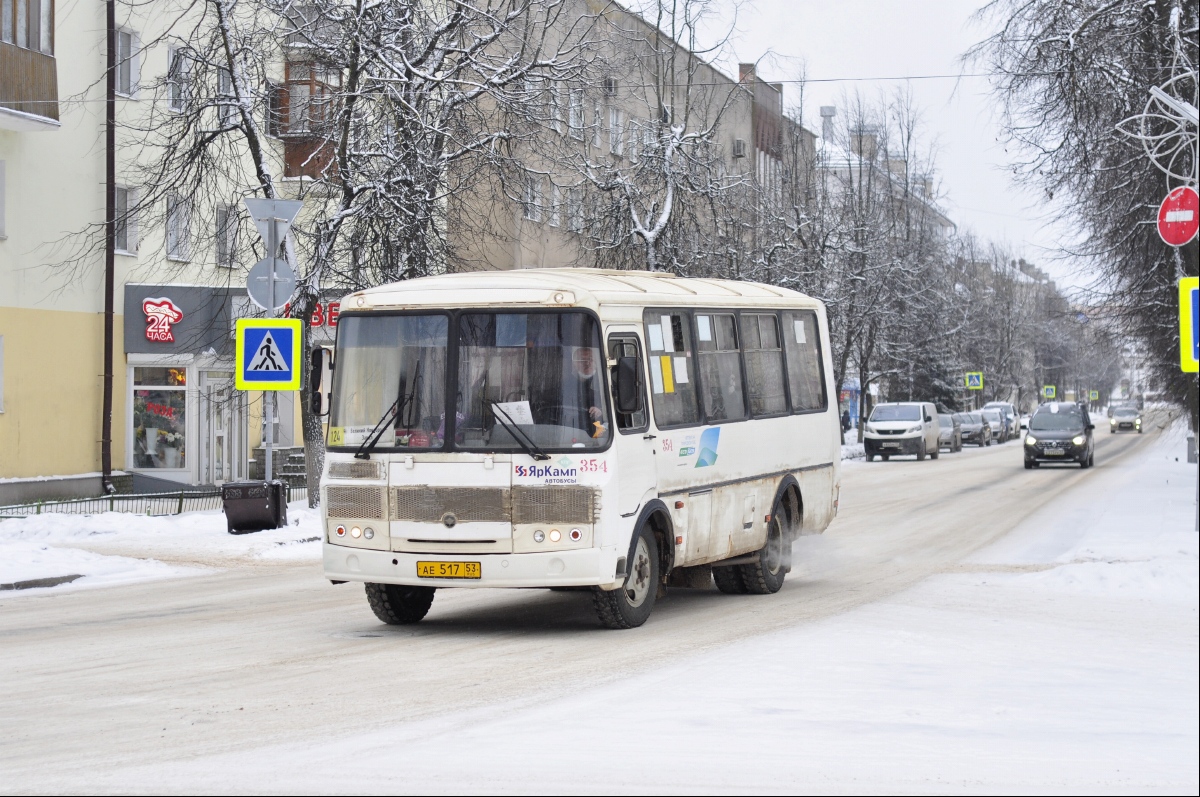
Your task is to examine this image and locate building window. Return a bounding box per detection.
[566,187,583,233]
[522,176,543,222]
[215,204,237,268]
[116,29,137,96]
[643,309,700,428]
[114,186,138,254]
[568,89,584,140]
[285,60,340,135]
[2,0,53,53]
[133,367,187,470]
[166,194,190,261]
[548,184,561,228]
[628,120,640,163]
[696,313,746,422]
[741,313,787,416]
[591,103,602,148]
[550,81,563,134]
[608,107,624,156]
[217,67,236,126]
[167,47,189,111]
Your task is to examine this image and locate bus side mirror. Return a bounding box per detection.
[614,356,643,414]
[311,347,334,417]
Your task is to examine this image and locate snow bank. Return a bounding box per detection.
[0,539,200,594]
[0,501,324,565]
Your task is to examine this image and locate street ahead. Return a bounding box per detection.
[0,417,1192,793]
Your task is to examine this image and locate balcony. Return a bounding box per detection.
[0,42,59,130]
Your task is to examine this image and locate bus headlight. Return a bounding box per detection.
[1025,435,1037,445]
[533,530,545,543]
[1072,435,1085,446]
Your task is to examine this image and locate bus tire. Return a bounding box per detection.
[713,564,748,594]
[365,583,435,625]
[739,500,791,595]
[592,525,659,629]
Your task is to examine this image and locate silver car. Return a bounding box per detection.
[937,413,963,452]
[1109,407,1142,434]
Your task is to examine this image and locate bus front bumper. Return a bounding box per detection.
[323,543,622,590]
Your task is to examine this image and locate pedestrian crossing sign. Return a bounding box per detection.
[965,372,984,390]
[1182,277,1199,373]
[1042,385,1056,399]
[236,318,302,391]
[1089,389,1099,401]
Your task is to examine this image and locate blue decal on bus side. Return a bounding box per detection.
[695,427,720,468]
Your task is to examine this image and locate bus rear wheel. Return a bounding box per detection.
[593,525,659,629]
[739,503,791,595]
[713,564,748,594]
[365,583,435,625]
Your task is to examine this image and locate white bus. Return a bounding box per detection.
[319,269,841,628]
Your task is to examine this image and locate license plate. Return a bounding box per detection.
[1043,449,1065,456]
[882,442,900,448]
[416,561,481,579]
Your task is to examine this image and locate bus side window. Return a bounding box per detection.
[782,311,827,412]
[642,309,701,427]
[696,313,746,422]
[607,335,648,432]
[741,313,787,416]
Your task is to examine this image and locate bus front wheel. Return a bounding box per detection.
[365,583,435,625]
[593,526,659,629]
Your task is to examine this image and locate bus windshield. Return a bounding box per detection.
[329,314,449,448]
[456,312,610,450]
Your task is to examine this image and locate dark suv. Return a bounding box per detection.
[1023,402,1095,469]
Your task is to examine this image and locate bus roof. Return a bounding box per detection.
[341,268,820,312]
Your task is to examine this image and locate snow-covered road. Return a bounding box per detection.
[0,420,1195,793]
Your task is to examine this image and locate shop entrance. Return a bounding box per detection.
[200,371,246,484]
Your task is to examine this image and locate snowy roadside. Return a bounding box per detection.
[0,501,324,596]
[120,428,1198,793]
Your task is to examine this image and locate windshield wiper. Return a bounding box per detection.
[491,403,550,461]
[353,398,401,460]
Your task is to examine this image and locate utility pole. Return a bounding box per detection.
[101,0,116,493]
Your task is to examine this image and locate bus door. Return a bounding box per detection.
[607,330,656,517]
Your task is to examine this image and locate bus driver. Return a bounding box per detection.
[566,347,606,438]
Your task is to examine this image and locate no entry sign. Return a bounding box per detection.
[1158,186,1199,247]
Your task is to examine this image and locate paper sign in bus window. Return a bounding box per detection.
[660,355,675,393]
[794,319,806,344]
[673,356,689,383]
[492,400,534,425]
[697,315,713,342]
[660,316,675,352]
[647,323,664,352]
[650,356,665,393]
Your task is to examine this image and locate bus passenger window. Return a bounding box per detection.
[742,313,787,416]
[696,313,746,422]
[642,310,700,427]
[782,311,827,412]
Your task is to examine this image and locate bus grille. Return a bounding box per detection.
[391,487,510,523]
[328,460,383,480]
[512,487,599,525]
[325,485,387,519]
[387,486,598,525]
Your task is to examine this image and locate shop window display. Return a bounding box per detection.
[133,367,187,469]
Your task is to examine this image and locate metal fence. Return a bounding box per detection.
[0,486,309,520]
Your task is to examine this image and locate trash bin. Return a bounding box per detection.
[221,480,288,534]
[1188,433,1197,464]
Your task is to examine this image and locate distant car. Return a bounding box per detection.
[1107,400,1135,418]
[957,412,992,446]
[863,401,941,461]
[1024,401,1096,468]
[937,413,963,452]
[983,401,1017,437]
[1109,406,1142,434]
[1018,413,1031,431]
[981,409,1009,443]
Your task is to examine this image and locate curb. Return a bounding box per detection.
[0,574,84,591]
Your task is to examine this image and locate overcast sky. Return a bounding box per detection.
[696,0,1083,286]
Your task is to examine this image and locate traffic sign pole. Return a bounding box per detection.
[266,212,276,481]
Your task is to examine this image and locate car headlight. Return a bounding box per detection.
[1072,435,1085,446]
[907,425,922,434]
[1025,435,1037,445]
[1109,418,1116,425]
